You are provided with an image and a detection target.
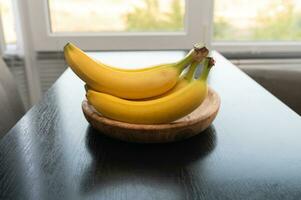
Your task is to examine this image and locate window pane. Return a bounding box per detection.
[48,0,185,33]
[213,0,301,41]
[0,0,17,45]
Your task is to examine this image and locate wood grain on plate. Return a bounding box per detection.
[82,87,220,143]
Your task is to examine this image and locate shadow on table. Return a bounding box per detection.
[80,126,217,199]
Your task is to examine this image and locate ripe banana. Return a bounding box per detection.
[143,59,201,100]
[83,60,200,99]
[86,57,215,124]
[64,43,208,99]
[83,60,200,94]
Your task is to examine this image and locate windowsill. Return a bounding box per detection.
[2,44,23,59]
[5,44,19,54]
[213,41,301,59]
[3,42,301,60]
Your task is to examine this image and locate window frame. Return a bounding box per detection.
[2,0,301,54]
[0,12,6,55]
[0,0,20,55]
[211,0,301,55]
[26,0,213,51]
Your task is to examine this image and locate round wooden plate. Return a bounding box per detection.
[82,87,220,143]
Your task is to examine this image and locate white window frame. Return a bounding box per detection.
[210,0,301,55]
[0,0,20,55]
[0,12,6,55]
[2,0,301,54]
[26,0,213,51]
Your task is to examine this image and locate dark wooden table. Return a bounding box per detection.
[1,52,301,200]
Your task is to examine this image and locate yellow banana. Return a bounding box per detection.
[84,60,200,94]
[142,59,201,100]
[64,43,208,99]
[86,57,215,124]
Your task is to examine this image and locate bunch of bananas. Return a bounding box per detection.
[64,43,215,124]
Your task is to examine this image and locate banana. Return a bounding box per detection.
[64,43,208,99]
[142,59,201,100]
[83,60,200,94]
[86,57,215,124]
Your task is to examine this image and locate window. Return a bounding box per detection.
[0,0,17,52]
[213,0,301,53]
[214,0,301,41]
[3,0,300,54]
[48,0,185,33]
[27,0,212,51]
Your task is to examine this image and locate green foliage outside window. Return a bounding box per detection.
[125,0,184,32]
[125,0,301,41]
[214,1,301,41]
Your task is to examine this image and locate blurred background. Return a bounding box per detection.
[0,0,300,113]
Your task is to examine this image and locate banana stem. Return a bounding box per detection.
[185,61,200,81]
[176,43,209,71]
[176,49,195,71]
[199,57,215,81]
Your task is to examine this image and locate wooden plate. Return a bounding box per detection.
[82,87,220,143]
